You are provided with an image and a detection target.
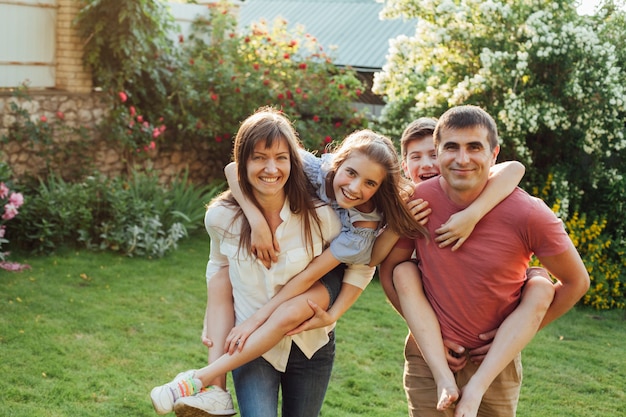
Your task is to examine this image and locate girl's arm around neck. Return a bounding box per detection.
[435,160,525,251]
[225,162,279,263]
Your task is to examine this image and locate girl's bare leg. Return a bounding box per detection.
[393,261,459,411]
[454,276,555,417]
[194,281,330,386]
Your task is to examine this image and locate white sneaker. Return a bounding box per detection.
[150,370,199,415]
[173,386,236,417]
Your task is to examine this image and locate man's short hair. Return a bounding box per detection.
[400,117,437,160]
[434,105,499,150]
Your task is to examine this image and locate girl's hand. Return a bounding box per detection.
[285,299,334,335]
[224,315,263,354]
[435,209,478,251]
[408,198,431,226]
[251,223,280,266]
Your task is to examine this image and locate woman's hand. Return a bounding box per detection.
[224,315,264,354]
[285,299,334,335]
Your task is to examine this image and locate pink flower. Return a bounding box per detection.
[9,192,23,208]
[56,111,65,120]
[129,106,136,117]
[0,183,8,199]
[0,225,5,238]
[119,91,128,102]
[40,115,47,123]
[152,128,161,139]
[211,93,218,101]
[3,203,18,220]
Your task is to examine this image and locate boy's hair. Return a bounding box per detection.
[400,117,437,160]
[327,129,427,239]
[434,105,499,150]
[217,106,323,255]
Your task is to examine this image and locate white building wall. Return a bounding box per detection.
[0,0,57,88]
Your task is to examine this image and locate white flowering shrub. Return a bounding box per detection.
[374,0,626,307]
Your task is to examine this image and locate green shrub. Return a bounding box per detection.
[11,171,223,258]
[530,173,626,310]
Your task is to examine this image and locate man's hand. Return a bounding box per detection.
[467,328,497,364]
[443,339,467,372]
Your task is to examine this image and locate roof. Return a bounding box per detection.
[237,0,417,71]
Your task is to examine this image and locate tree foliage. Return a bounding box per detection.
[374,0,626,308]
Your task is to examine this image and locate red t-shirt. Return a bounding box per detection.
[396,178,572,349]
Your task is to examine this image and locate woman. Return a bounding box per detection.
[151,107,345,417]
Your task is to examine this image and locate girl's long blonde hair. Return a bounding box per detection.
[326,129,427,239]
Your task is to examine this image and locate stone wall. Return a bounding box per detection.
[0,91,228,185]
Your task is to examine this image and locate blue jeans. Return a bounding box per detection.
[232,331,336,417]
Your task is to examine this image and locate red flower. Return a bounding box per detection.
[245,36,251,43]
[211,93,218,101]
[189,58,195,65]
[263,79,270,86]
[289,40,297,47]
[338,84,345,90]
[178,34,184,43]
[118,91,128,102]
[298,63,307,70]
[277,93,285,100]
[295,88,302,94]
[40,115,47,123]
[284,53,290,59]
[215,135,223,143]
[229,33,235,38]
[235,87,241,93]
[313,115,320,122]
[324,136,332,143]
[335,122,342,128]
[356,89,362,96]
[286,90,293,99]
[253,63,260,70]
[56,111,64,120]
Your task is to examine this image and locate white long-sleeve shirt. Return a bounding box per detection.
[205,198,342,372]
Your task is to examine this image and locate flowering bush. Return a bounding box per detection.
[374,0,626,306]
[101,90,166,155]
[0,161,29,271]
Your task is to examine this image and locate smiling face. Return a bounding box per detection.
[437,125,499,204]
[332,152,386,210]
[402,136,439,184]
[246,138,290,202]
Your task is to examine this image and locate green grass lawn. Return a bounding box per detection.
[1,233,625,416]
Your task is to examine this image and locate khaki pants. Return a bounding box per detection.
[403,334,522,417]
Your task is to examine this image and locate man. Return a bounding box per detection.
[380,105,590,417]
